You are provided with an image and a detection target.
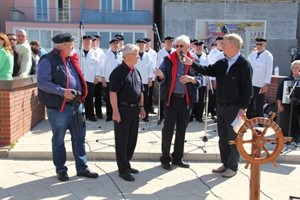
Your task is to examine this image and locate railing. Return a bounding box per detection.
[9,6,152,25]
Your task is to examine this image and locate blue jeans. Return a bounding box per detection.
[47,104,88,174]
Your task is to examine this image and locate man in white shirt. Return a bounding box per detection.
[77,35,101,121]
[135,38,153,122]
[101,38,123,121]
[92,35,105,119]
[157,36,176,122]
[144,37,158,114]
[16,29,32,77]
[247,37,273,118]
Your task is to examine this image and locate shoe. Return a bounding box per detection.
[221,169,237,178]
[119,172,135,181]
[172,161,190,168]
[130,168,139,174]
[212,165,226,173]
[143,117,149,122]
[77,170,99,178]
[57,171,69,181]
[196,119,204,123]
[161,163,172,170]
[97,115,103,119]
[211,115,216,119]
[149,110,157,114]
[106,118,112,122]
[88,116,97,122]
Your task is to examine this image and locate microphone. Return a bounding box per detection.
[180,51,186,63]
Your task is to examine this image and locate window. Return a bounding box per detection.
[101,0,113,11]
[36,0,48,21]
[57,0,70,22]
[121,0,134,11]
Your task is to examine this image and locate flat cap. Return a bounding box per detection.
[163,36,174,41]
[115,34,124,40]
[109,38,119,44]
[255,37,267,42]
[194,40,204,46]
[216,36,223,41]
[136,38,147,43]
[52,33,75,43]
[83,35,93,40]
[190,39,198,43]
[143,37,151,42]
[93,35,101,39]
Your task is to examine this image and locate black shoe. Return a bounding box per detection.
[196,119,203,123]
[97,115,103,119]
[77,170,99,178]
[88,116,98,122]
[161,163,172,170]
[189,118,193,122]
[130,168,139,174]
[119,172,135,181]
[106,118,112,122]
[172,161,190,168]
[149,110,157,114]
[57,171,69,181]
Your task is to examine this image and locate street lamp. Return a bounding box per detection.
[287,46,298,62]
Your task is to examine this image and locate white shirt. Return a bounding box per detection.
[102,50,122,82]
[157,47,176,68]
[208,48,224,81]
[192,52,210,86]
[93,47,105,80]
[77,48,101,83]
[135,52,153,85]
[248,50,273,87]
[146,48,157,80]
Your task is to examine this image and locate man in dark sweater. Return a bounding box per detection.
[184,33,253,178]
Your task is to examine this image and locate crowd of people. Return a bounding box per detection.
[3,29,300,182]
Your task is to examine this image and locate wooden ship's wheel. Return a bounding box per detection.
[229,113,292,200]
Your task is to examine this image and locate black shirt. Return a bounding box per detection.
[109,62,144,104]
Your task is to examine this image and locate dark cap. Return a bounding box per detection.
[109,38,119,44]
[93,35,101,39]
[115,34,124,41]
[211,42,217,47]
[190,39,198,43]
[52,33,75,43]
[136,38,147,43]
[216,36,223,41]
[194,40,204,46]
[83,35,93,40]
[143,37,151,42]
[255,37,267,42]
[163,36,174,41]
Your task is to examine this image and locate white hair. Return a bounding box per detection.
[174,35,190,46]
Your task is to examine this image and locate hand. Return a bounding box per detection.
[112,111,121,123]
[140,107,146,119]
[182,55,193,65]
[148,80,153,87]
[236,109,246,118]
[94,77,99,85]
[278,104,285,112]
[64,89,76,100]
[153,68,164,79]
[260,85,268,94]
[179,75,193,84]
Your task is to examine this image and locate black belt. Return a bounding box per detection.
[119,101,139,107]
[172,93,186,98]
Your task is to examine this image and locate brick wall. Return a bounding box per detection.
[0,80,45,146]
[265,76,285,104]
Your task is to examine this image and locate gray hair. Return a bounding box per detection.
[291,60,300,70]
[122,44,139,57]
[224,33,243,50]
[174,35,190,46]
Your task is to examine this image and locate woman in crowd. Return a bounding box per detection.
[0,32,13,79]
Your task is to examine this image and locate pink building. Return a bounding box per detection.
[4,0,155,51]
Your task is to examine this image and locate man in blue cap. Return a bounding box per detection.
[37,33,99,181]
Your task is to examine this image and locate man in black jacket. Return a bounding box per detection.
[184,33,253,178]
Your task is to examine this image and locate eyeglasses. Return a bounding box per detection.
[175,44,184,48]
[256,43,263,46]
[9,38,17,41]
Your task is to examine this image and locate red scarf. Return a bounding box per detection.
[166,51,193,107]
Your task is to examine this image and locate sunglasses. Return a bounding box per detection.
[175,44,184,48]
[256,43,263,46]
[9,38,17,41]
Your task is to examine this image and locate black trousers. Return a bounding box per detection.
[114,105,140,174]
[94,82,103,117]
[148,81,155,111]
[208,89,217,117]
[191,86,206,120]
[143,84,149,118]
[217,104,240,171]
[105,83,112,119]
[247,86,264,118]
[160,96,191,164]
[84,81,95,119]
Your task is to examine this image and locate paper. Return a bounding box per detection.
[231,117,245,133]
